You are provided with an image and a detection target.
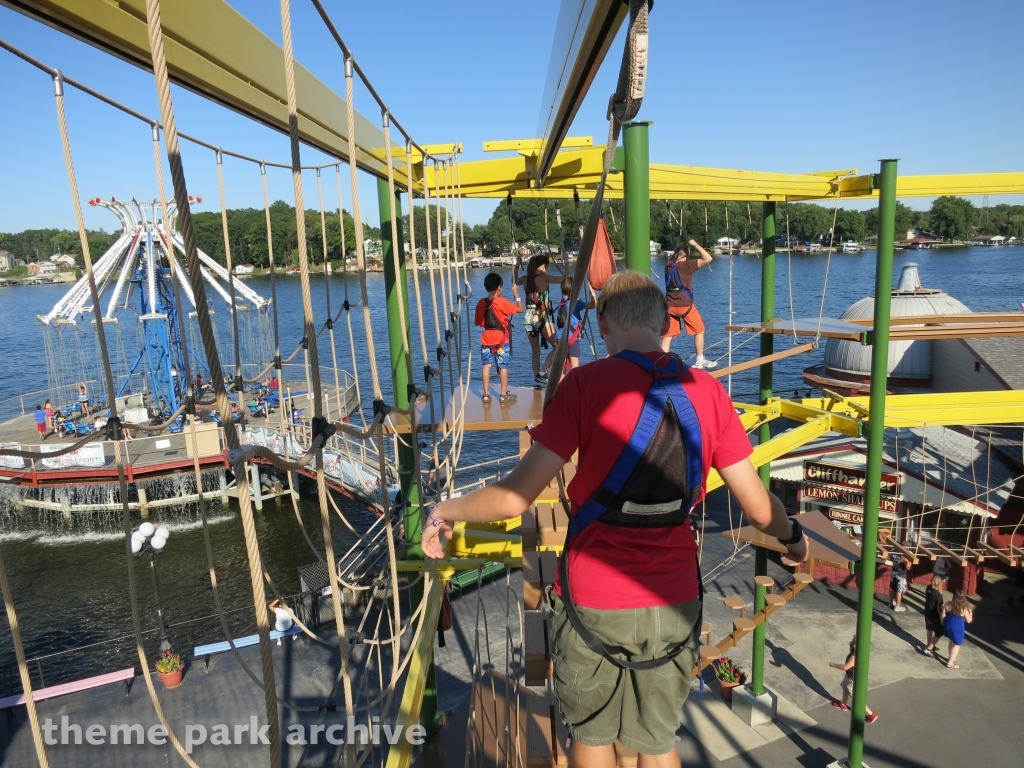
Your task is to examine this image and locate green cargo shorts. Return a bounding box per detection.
[546,586,700,755]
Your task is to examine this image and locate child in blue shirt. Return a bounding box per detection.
[540,277,597,376]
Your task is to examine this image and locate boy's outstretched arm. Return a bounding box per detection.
[422,442,565,558]
[717,457,808,562]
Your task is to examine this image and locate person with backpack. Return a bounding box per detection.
[516,254,562,385]
[475,272,522,404]
[661,239,716,369]
[424,271,807,767]
[540,276,597,376]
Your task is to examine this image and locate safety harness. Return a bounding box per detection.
[481,297,508,349]
[554,298,583,349]
[559,350,705,670]
[665,260,695,317]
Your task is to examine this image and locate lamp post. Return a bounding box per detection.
[131,521,172,653]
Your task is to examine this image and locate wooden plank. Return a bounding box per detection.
[524,611,549,661]
[841,312,1024,327]
[977,541,1016,567]
[725,317,866,341]
[916,544,938,561]
[552,706,571,766]
[527,696,555,766]
[522,506,539,552]
[880,533,919,565]
[964,546,987,562]
[929,540,967,566]
[520,429,533,457]
[710,343,817,380]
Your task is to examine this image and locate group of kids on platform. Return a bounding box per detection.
[473,239,717,404]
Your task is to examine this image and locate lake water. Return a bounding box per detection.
[0,244,1021,689]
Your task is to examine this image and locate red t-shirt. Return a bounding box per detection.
[529,351,752,610]
[475,295,518,347]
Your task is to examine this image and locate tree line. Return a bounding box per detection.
[3,195,1021,269]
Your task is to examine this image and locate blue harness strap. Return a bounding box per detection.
[557,350,706,671]
[567,350,704,540]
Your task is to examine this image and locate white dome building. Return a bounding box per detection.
[806,263,971,392]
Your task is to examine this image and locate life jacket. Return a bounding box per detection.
[554,298,583,348]
[559,350,704,670]
[665,260,694,301]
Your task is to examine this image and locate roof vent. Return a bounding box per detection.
[895,262,922,292]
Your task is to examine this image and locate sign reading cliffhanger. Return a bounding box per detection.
[803,460,901,497]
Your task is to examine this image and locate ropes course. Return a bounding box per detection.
[0,2,1023,768]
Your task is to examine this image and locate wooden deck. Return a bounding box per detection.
[388,383,547,434]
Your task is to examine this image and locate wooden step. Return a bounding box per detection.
[536,502,569,547]
[522,503,570,550]
[523,550,559,610]
[528,695,571,766]
[524,610,552,686]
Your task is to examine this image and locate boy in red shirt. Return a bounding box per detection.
[475,272,522,404]
[426,271,807,768]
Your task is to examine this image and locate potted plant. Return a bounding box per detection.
[155,650,183,689]
[712,656,746,704]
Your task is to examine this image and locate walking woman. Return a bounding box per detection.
[942,589,973,669]
[516,254,560,384]
[923,574,945,656]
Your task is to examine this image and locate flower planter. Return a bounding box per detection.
[159,669,183,689]
[717,677,745,704]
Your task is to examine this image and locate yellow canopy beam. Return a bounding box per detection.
[9,0,403,181]
[452,141,1024,201]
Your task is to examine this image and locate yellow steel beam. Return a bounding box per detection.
[483,136,595,153]
[448,525,523,560]
[839,172,1024,199]
[707,416,832,493]
[384,574,443,768]
[395,558,522,579]
[6,0,400,180]
[778,399,862,437]
[798,390,1024,427]
[736,402,782,432]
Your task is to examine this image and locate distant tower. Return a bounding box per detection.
[981,195,989,225]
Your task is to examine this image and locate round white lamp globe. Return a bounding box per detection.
[150,534,167,551]
[130,537,143,554]
[155,526,170,541]
[139,522,156,538]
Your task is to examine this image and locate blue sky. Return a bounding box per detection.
[1,0,1022,233]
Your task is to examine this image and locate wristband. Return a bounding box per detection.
[777,517,803,546]
[428,513,445,528]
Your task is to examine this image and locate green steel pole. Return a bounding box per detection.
[750,202,776,696]
[376,177,436,725]
[846,159,898,768]
[623,121,651,274]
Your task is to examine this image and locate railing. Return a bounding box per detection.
[0,589,328,700]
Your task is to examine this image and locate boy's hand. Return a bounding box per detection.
[784,533,809,564]
[421,506,454,559]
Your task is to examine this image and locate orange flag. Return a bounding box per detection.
[587,218,616,290]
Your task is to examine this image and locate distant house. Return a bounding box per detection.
[234,263,255,274]
[49,253,77,267]
[0,251,16,272]
[27,262,58,276]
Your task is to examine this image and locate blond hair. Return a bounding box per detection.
[596,271,667,333]
[931,575,944,590]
